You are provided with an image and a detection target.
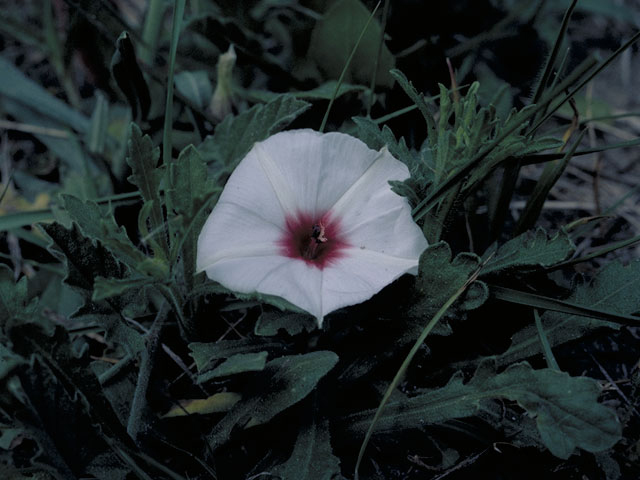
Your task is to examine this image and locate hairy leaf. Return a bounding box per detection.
[62,195,150,273]
[175,70,213,110]
[168,145,218,288]
[482,227,575,275]
[10,324,147,477]
[254,310,317,336]
[347,361,621,459]
[42,223,145,353]
[110,32,151,121]
[489,259,640,367]
[307,0,395,87]
[244,81,367,102]
[198,94,310,175]
[272,415,340,480]
[126,123,168,257]
[0,56,89,133]
[0,264,33,328]
[189,338,285,373]
[162,392,241,417]
[197,352,268,383]
[207,351,339,449]
[408,242,488,335]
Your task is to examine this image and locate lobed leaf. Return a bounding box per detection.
[207,351,339,449]
[62,195,151,273]
[254,310,317,337]
[197,94,310,175]
[189,338,285,373]
[174,70,213,110]
[482,227,576,275]
[272,415,341,480]
[196,352,268,383]
[307,0,395,88]
[471,259,640,370]
[409,242,489,328]
[347,361,621,459]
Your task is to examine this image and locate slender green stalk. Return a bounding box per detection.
[490,285,640,327]
[372,84,470,124]
[366,0,390,117]
[534,309,560,370]
[515,128,586,235]
[127,302,169,442]
[140,0,167,65]
[530,0,578,106]
[549,233,640,270]
[410,56,598,223]
[521,136,640,165]
[163,0,186,170]
[354,265,483,478]
[320,1,381,132]
[528,29,640,136]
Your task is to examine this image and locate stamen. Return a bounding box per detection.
[311,223,328,244]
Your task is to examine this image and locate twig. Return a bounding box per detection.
[127,302,169,442]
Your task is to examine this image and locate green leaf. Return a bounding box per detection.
[162,392,241,417]
[0,264,31,327]
[272,415,340,480]
[42,222,126,293]
[197,94,310,174]
[489,259,640,367]
[62,195,150,272]
[0,342,25,380]
[482,228,576,275]
[352,116,419,167]
[175,70,213,110]
[42,223,145,354]
[243,81,367,102]
[347,361,621,459]
[0,97,88,175]
[389,69,436,141]
[189,338,285,373]
[207,351,339,449]
[10,324,152,479]
[409,242,488,328]
[126,123,168,257]
[254,310,317,336]
[168,145,219,287]
[197,352,268,383]
[126,123,164,206]
[515,129,587,235]
[86,92,109,155]
[92,276,156,302]
[0,56,89,133]
[307,0,395,88]
[110,32,151,121]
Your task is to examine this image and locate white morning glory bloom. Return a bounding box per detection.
[196,129,428,326]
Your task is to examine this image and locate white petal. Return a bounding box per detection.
[341,198,427,260]
[196,129,428,325]
[251,129,401,214]
[204,254,324,321]
[320,247,421,321]
[196,202,282,272]
[328,147,410,228]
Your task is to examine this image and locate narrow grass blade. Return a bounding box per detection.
[354,264,483,478]
[320,1,381,132]
[530,0,578,107]
[490,285,640,327]
[515,129,586,235]
[535,309,560,370]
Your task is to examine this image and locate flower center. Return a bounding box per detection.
[279,212,348,269]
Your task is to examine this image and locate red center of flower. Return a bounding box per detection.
[278,211,349,269]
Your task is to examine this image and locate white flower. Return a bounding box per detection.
[196,129,428,326]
